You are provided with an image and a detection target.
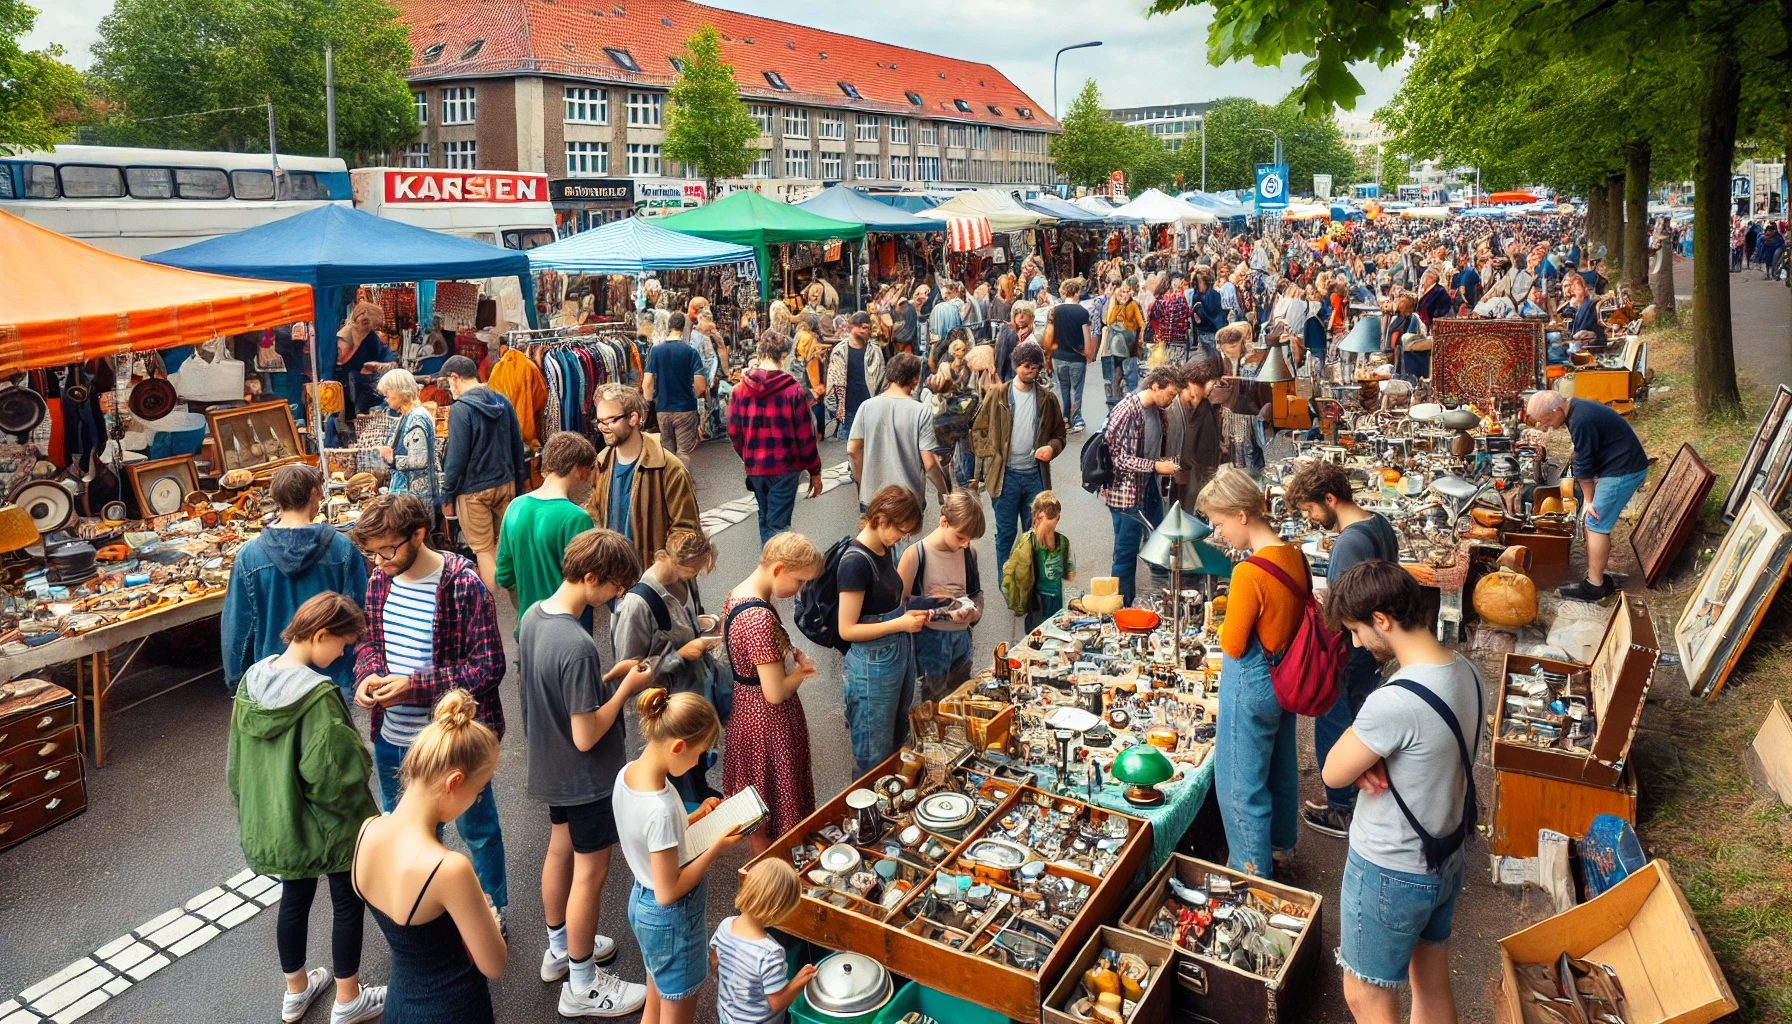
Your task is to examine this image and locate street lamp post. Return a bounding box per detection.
[1053,41,1103,120]
[1245,127,1281,167]
[1197,114,1206,192]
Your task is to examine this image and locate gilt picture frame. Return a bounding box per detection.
[1676,493,1792,701]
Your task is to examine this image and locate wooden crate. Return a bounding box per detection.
[1042,927,1174,1024]
[1502,529,1573,589]
[1487,764,1637,858]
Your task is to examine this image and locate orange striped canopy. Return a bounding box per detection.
[0,211,313,377]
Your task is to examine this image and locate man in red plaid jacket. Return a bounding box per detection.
[727,331,823,543]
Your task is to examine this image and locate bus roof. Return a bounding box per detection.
[4,145,346,174]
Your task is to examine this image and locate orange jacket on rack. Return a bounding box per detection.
[486,347,547,447]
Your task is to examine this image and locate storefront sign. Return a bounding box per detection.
[635,179,707,218]
[384,170,545,203]
[549,178,633,202]
[1109,169,1125,200]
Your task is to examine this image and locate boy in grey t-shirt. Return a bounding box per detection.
[1321,560,1481,1024]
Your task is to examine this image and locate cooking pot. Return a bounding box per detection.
[803,952,894,1020]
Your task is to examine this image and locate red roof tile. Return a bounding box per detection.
[395,0,1058,131]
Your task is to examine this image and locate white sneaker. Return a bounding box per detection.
[331,985,387,1024]
[558,968,648,1018]
[282,968,330,1023]
[541,935,617,981]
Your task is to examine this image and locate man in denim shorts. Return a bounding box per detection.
[1525,391,1650,601]
[1321,561,1483,1024]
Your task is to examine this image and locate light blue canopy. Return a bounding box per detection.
[1025,194,1119,224]
[1177,191,1253,220]
[797,187,939,233]
[526,216,756,273]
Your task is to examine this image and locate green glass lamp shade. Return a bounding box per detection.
[1110,743,1175,787]
[1340,315,1383,354]
[1184,540,1235,576]
[1156,501,1212,543]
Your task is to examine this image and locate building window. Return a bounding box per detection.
[441,87,475,125]
[565,87,608,124]
[784,147,810,179]
[402,142,429,168]
[668,56,685,73]
[946,124,967,148]
[627,92,663,127]
[946,158,965,179]
[443,140,476,169]
[763,71,790,91]
[838,81,861,99]
[905,90,922,105]
[917,156,940,181]
[888,118,908,144]
[968,125,990,150]
[565,141,608,176]
[748,150,771,178]
[919,122,937,146]
[820,152,842,181]
[627,143,661,176]
[854,155,876,180]
[953,98,972,112]
[855,115,879,142]
[413,91,427,125]
[819,114,844,140]
[604,47,640,72]
[888,155,911,181]
[783,108,809,139]
[750,104,773,133]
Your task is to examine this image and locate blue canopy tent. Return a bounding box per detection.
[1177,191,1253,223]
[525,216,757,273]
[797,186,939,232]
[863,192,940,214]
[1330,204,1365,222]
[1026,194,1121,225]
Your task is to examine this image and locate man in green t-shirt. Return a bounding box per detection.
[496,431,600,626]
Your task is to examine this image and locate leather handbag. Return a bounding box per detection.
[172,339,246,402]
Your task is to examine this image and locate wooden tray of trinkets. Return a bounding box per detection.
[1119,855,1322,1024]
[741,749,1152,1023]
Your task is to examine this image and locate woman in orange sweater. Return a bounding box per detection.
[1199,467,1307,878]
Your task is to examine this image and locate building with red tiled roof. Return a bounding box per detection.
[392,0,1058,227]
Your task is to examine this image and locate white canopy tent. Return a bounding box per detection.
[1107,188,1217,226]
[917,188,1053,231]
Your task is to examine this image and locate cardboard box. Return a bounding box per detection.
[1043,926,1173,1024]
[1117,855,1322,1024]
[1487,764,1636,859]
[1493,595,1659,788]
[1498,860,1736,1024]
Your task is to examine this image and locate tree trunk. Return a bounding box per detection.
[1586,180,1608,252]
[1606,172,1626,273]
[1622,142,1653,305]
[1692,47,1742,419]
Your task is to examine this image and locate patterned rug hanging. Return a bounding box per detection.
[1429,318,1544,406]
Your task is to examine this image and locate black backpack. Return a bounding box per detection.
[1079,428,1114,492]
[794,536,857,654]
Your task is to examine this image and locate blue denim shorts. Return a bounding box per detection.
[1337,848,1465,988]
[627,878,709,1001]
[1587,469,1647,535]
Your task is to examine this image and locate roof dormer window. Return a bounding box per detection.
[763,71,790,90]
[603,47,640,72]
[905,91,922,105]
[838,81,861,99]
[953,98,972,112]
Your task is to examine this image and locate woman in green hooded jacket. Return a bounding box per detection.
[228,592,386,1024]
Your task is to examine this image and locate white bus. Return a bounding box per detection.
[351,167,556,250]
[0,145,351,258]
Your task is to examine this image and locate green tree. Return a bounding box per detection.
[90,0,415,160]
[1050,79,1125,188]
[662,25,762,193]
[0,1,98,151]
[1176,96,1355,195]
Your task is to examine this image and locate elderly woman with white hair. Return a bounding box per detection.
[375,368,440,505]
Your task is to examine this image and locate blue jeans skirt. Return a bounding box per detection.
[1214,637,1298,877]
[913,627,972,705]
[1338,848,1465,987]
[843,609,917,777]
[627,879,709,1001]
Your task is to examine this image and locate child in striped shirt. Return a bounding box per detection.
[709,861,814,1024]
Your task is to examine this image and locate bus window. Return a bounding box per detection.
[126,167,174,198]
[60,164,127,198]
[0,166,14,199]
[286,171,332,200]
[504,228,556,250]
[24,163,58,198]
[175,167,230,199]
[231,169,275,200]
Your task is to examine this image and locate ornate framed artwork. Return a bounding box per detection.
[1676,493,1792,701]
[1720,384,1792,524]
[1428,318,1545,406]
[1629,444,1715,587]
[125,454,200,520]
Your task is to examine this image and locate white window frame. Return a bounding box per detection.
[820,152,842,181]
[626,143,661,176]
[783,107,809,139]
[564,86,608,125]
[888,154,911,181]
[946,124,967,148]
[917,156,940,181]
[627,91,663,127]
[783,147,810,179]
[819,113,845,140]
[919,122,937,146]
[748,151,771,178]
[443,139,476,169]
[888,117,909,145]
[968,125,990,150]
[402,142,429,168]
[853,154,877,180]
[441,87,476,125]
[413,91,427,125]
[565,141,608,176]
[855,115,880,143]
[750,104,773,134]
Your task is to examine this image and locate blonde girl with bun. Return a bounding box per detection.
[351,691,506,1024]
[615,689,744,1024]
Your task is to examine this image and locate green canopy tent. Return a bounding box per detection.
[654,190,865,299]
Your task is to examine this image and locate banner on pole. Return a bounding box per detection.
[1313,174,1333,199]
[1255,163,1289,210]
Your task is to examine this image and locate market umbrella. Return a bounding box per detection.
[1487,191,1539,205]
[655,190,865,298]
[797,187,938,233]
[918,189,1052,231]
[526,216,756,274]
[1108,188,1216,226]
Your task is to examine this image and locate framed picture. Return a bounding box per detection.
[1676,493,1792,701]
[125,454,200,519]
[1628,443,1715,587]
[1429,318,1544,406]
[1721,384,1792,524]
[204,401,303,476]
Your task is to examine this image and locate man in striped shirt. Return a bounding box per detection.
[351,493,510,927]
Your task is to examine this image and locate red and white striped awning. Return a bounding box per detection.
[945,215,993,252]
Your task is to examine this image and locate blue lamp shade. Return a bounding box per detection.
[1340,315,1383,354]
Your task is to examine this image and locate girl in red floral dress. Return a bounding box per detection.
[720,533,825,855]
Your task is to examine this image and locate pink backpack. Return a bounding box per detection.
[1244,554,1346,716]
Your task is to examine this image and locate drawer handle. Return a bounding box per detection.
[37,714,55,729]
[0,822,12,835]
[0,733,8,747]
[44,797,61,811]
[37,742,59,758]
[0,763,12,777]
[0,787,10,802]
[44,769,61,781]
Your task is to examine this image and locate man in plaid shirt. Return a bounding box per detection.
[1148,270,1193,356]
[1100,366,1183,605]
[351,492,510,921]
[728,330,823,543]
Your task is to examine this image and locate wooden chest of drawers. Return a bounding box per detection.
[0,679,87,851]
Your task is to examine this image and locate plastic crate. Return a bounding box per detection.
[873,980,1012,1024]
[789,989,888,1024]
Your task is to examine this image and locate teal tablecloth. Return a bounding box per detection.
[1011,752,1214,873]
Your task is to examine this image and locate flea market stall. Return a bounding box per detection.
[655,189,866,303]
[918,189,1054,284]
[1107,189,1216,273]
[796,186,942,300]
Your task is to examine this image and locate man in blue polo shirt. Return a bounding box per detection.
[1525,391,1650,601]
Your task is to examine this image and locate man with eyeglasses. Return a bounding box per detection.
[585,384,700,572]
[349,492,510,928]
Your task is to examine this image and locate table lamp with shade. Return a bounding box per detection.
[1109,742,1176,807]
[1139,502,1234,668]
[1339,315,1383,378]
[1253,337,1294,384]
[0,503,42,623]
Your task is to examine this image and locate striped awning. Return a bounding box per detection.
[945,215,993,252]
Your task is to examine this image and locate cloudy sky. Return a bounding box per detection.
[25,0,1407,116]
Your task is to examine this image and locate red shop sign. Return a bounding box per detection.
[384,170,546,203]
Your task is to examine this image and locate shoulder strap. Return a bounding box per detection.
[405,858,447,926]
[350,817,375,901]
[1243,552,1309,598]
[909,542,927,598]
[1380,673,1483,850]
[627,581,672,633]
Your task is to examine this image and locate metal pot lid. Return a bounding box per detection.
[915,791,977,831]
[805,952,893,1017]
[12,479,74,533]
[817,843,862,875]
[844,788,880,811]
[1437,408,1481,430]
[966,838,1030,870]
[1407,402,1443,423]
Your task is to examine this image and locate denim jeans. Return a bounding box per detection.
[1055,360,1087,428]
[627,879,710,1001]
[373,733,508,908]
[746,472,801,545]
[1100,355,1139,404]
[1215,637,1299,876]
[1339,848,1466,987]
[1317,647,1384,811]
[993,466,1045,570]
[1108,484,1164,606]
[913,628,972,705]
[842,609,917,776]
